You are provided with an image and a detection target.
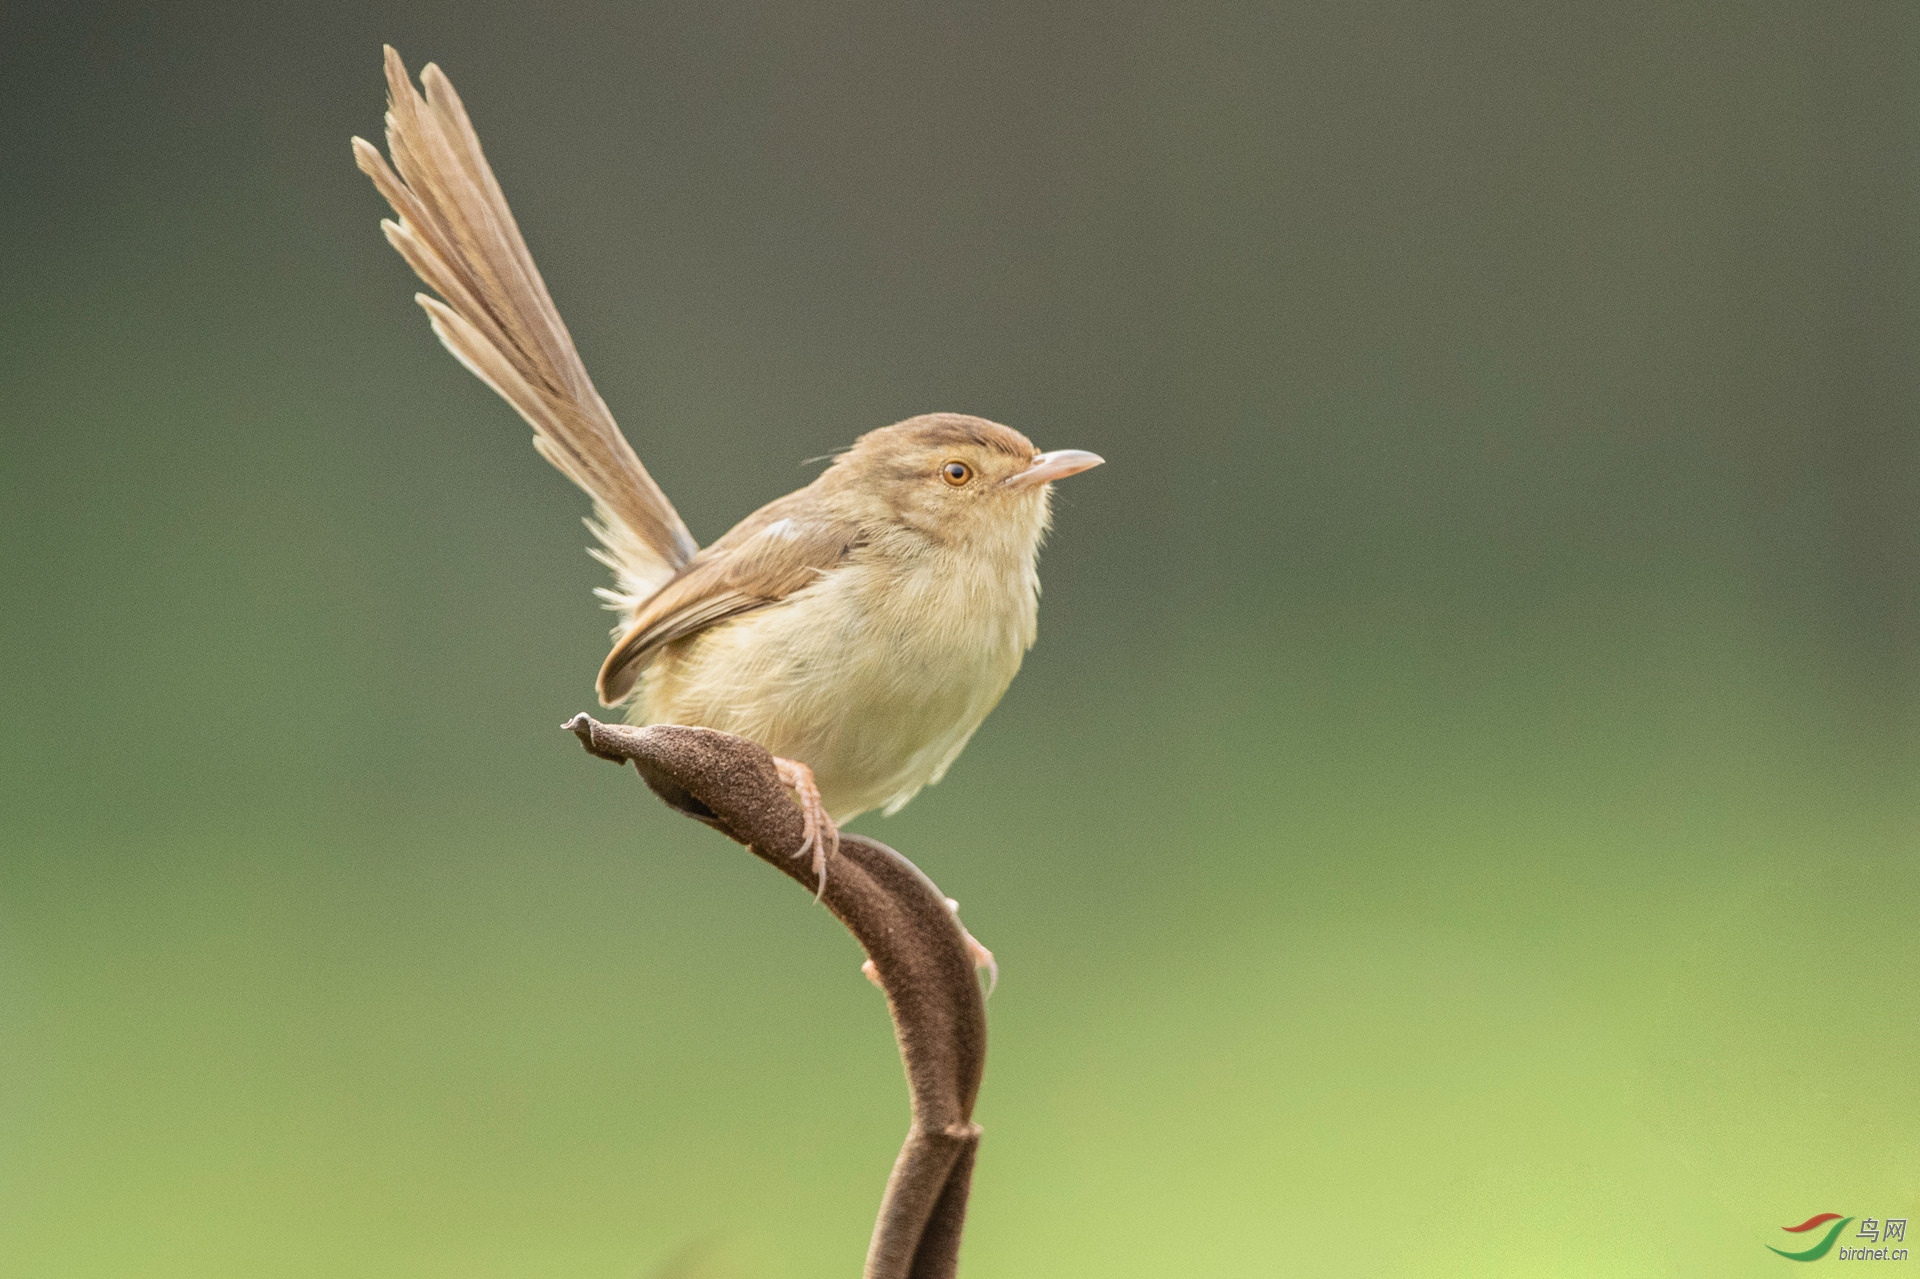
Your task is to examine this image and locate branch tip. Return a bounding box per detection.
[564,711,631,764]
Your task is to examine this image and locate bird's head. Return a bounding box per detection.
[832,413,1103,548]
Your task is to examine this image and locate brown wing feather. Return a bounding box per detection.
[353,47,697,610]
[596,496,865,703]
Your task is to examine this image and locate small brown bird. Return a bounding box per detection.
[353,50,1102,912]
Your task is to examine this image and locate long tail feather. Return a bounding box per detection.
[353,47,696,608]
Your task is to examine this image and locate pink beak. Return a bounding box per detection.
[1004,448,1105,491]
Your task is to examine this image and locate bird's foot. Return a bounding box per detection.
[948,897,998,997]
[860,899,997,995]
[773,756,837,900]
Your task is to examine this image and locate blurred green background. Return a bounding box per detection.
[2,2,1916,1275]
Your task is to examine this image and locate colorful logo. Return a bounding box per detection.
[1768,1213,1910,1263]
[1769,1214,1852,1262]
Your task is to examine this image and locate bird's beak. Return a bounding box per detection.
[1004,448,1105,491]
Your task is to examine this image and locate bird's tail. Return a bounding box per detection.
[353,46,696,612]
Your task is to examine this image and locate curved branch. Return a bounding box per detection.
[563,716,987,1279]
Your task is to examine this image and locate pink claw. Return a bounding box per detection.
[944,897,998,996]
[773,756,838,900]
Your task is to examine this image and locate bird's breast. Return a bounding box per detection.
[635,534,1040,820]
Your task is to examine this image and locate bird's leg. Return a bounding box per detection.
[773,756,837,900]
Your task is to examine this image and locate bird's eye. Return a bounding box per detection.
[941,460,973,486]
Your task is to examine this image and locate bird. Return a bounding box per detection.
[352,48,1103,921]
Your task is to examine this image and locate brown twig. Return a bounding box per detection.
[563,715,988,1279]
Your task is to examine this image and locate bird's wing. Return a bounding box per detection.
[352,47,697,611]
[596,496,866,704]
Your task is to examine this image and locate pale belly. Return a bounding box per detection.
[631,556,1035,821]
